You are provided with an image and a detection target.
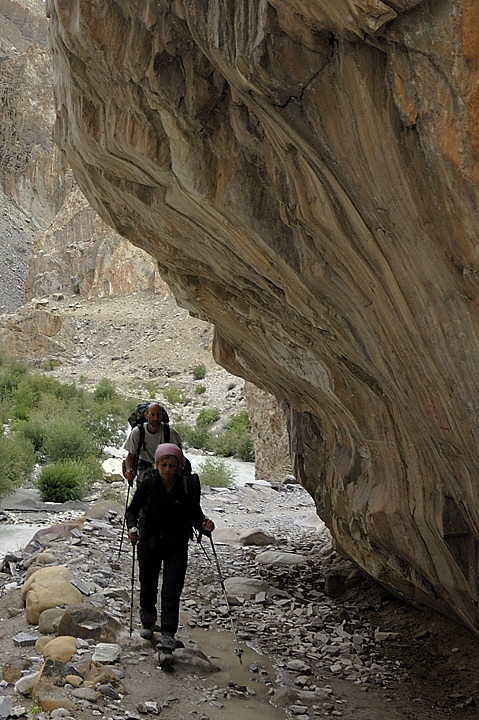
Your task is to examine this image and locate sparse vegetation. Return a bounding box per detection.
[196,406,220,429]
[41,359,60,371]
[143,380,157,397]
[163,385,189,405]
[0,353,132,500]
[195,385,206,395]
[175,408,254,462]
[192,363,206,380]
[94,377,117,402]
[197,456,236,488]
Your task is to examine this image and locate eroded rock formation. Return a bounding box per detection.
[47,0,479,632]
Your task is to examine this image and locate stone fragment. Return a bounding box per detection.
[223,577,272,602]
[0,696,12,719]
[38,607,66,634]
[92,643,121,663]
[98,684,120,699]
[12,632,39,646]
[71,686,97,701]
[14,671,41,695]
[41,659,81,686]
[255,550,307,567]
[56,604,123,642]
[25,579,83,625]
[173,648,220,673]
[212,527,275,546]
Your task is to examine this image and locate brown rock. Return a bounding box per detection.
[47,0,479,633]
[56,605,124,642]
[32,679,75,712]
[2,657,32,684]
[42,636,77,663]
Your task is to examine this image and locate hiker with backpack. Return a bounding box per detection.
[126,442,215,667]
[123,401,181,486]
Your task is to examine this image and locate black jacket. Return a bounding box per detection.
[126,467,205,546]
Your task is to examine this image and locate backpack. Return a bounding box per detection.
[122,401,170,478]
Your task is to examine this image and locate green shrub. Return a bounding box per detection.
[0,434,36,499]
[197,457,236,488]
[0,356,27,403]
[227,382,236,391]
[174,420,212,451]
[192,364,206,380]
[143,381,157,397]
[41,359,60,371]
[227,410,251,434]
[12,374,55,414]
[163,385,189,405]
[13,414,47,453]
[37,460,89,502]
[195,385,206,395]
[210,411,254,461]
[94,378,117,402]
[196,407,220,429]
[42,417,97,462]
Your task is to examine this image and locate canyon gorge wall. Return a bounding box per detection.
[47,0,479,633]
[0,0,163,306]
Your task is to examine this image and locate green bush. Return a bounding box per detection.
[37,459,89,502]
[143,381,157,397]
[41,359,60,371]
[196,406,220,429]
[13,414,47,452]
[94,378,117,402]
[210,411,254,461]
[163,385,189,405]
[174,420,213,451]
[195,385,206,395]
[0,355,27,404]
[197,457,236,488]
[42,417,97,462]
[192,364,206,380]
[0,434,36,499]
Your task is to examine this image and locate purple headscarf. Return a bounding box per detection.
[154,443,185,471]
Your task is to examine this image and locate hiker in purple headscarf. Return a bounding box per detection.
[126,443,214,667]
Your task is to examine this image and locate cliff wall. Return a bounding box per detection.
[47,0,479,631]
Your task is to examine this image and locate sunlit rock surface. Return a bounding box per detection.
[48,0,479,631]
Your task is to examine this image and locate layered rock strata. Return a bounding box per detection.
[47,0,479,632]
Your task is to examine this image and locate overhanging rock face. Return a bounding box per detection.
[48,1,479,631]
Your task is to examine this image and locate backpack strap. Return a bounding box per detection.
[164,423,170,443]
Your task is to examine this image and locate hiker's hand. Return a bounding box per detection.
[202,518,215,536]
[125,467,135,486]
[128,527,139,543]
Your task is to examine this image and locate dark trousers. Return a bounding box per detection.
[137,537,188,636]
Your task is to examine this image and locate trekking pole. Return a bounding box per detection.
[129,537,137,637]
[117,483,131,560]
[207,534,243,664]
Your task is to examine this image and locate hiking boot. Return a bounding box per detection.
[158,647,174,667]
[158,632,176,650]
[140,623,161,640]
[140,627,154,640]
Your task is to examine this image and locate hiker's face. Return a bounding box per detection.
[156,455,179,481]
[145,404,163,429]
